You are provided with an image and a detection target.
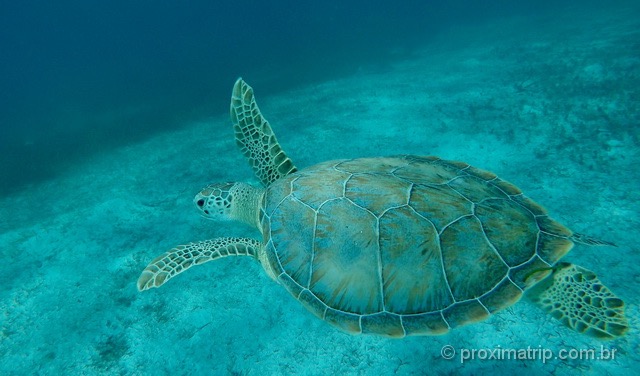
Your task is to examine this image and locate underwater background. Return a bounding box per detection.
[1,0,638,375]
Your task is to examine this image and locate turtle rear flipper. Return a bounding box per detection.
[527,262,628,339]
[231,78,297,186]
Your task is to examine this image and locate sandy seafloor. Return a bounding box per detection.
[1,4,639,376]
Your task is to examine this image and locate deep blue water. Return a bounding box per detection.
[1,0,571,196]
[1,1,638,375]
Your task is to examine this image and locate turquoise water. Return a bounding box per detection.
[1,1,638,375]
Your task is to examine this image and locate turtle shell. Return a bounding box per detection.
[260,155,574,337]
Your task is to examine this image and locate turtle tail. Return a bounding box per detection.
[571,233,617,247]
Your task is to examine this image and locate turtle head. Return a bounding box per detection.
[194,182,263,228]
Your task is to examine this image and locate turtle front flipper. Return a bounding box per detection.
[137,237,261,291]
[526,262,628,339]
[231,78,297,186]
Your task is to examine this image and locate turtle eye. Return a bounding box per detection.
[196,199,205,207]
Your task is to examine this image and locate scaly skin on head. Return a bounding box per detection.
[194,182,265,230]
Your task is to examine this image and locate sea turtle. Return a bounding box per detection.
[137,78,628,339]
